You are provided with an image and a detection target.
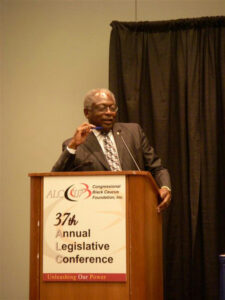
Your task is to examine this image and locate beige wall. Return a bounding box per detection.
[1,1,224,299]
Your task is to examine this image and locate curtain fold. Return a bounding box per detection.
[109,16,225,300]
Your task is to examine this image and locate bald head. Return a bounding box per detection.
[83,88,116,110]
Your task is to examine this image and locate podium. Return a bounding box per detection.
[29,171,163,300]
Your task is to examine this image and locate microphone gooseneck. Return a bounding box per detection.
[116,130,141,171]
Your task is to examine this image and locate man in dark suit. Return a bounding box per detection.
[52,88,171,212]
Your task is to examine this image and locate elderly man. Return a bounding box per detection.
[52,88,171,212]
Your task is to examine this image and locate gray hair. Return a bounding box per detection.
[83,88,116,110]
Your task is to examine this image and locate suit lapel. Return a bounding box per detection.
[83,132,110,170]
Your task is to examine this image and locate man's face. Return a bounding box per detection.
[84,92,117,132]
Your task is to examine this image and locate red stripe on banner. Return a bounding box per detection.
[43,273,126,282]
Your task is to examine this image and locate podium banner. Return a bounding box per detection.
[43,175,126,282]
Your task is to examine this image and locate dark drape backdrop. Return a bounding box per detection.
[109,16,225,300]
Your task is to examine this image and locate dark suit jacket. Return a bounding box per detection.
[51,122,171,189]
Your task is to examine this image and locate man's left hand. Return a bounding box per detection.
[157,187,172,213]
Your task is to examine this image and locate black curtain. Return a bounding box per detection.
[109,16,225,300]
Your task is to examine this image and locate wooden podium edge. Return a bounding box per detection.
[28,171,159,194]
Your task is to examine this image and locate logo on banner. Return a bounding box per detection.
[64,183,92,201]
[46,183,92,201]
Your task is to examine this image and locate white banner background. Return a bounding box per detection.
[43,175,126,281]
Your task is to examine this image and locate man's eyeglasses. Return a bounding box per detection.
[93,104,118,113]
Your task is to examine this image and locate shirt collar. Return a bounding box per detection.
[92,129,112,138]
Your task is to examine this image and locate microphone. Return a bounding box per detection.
[116,130,141,171]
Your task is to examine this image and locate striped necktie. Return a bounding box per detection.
[102,133,121,171]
